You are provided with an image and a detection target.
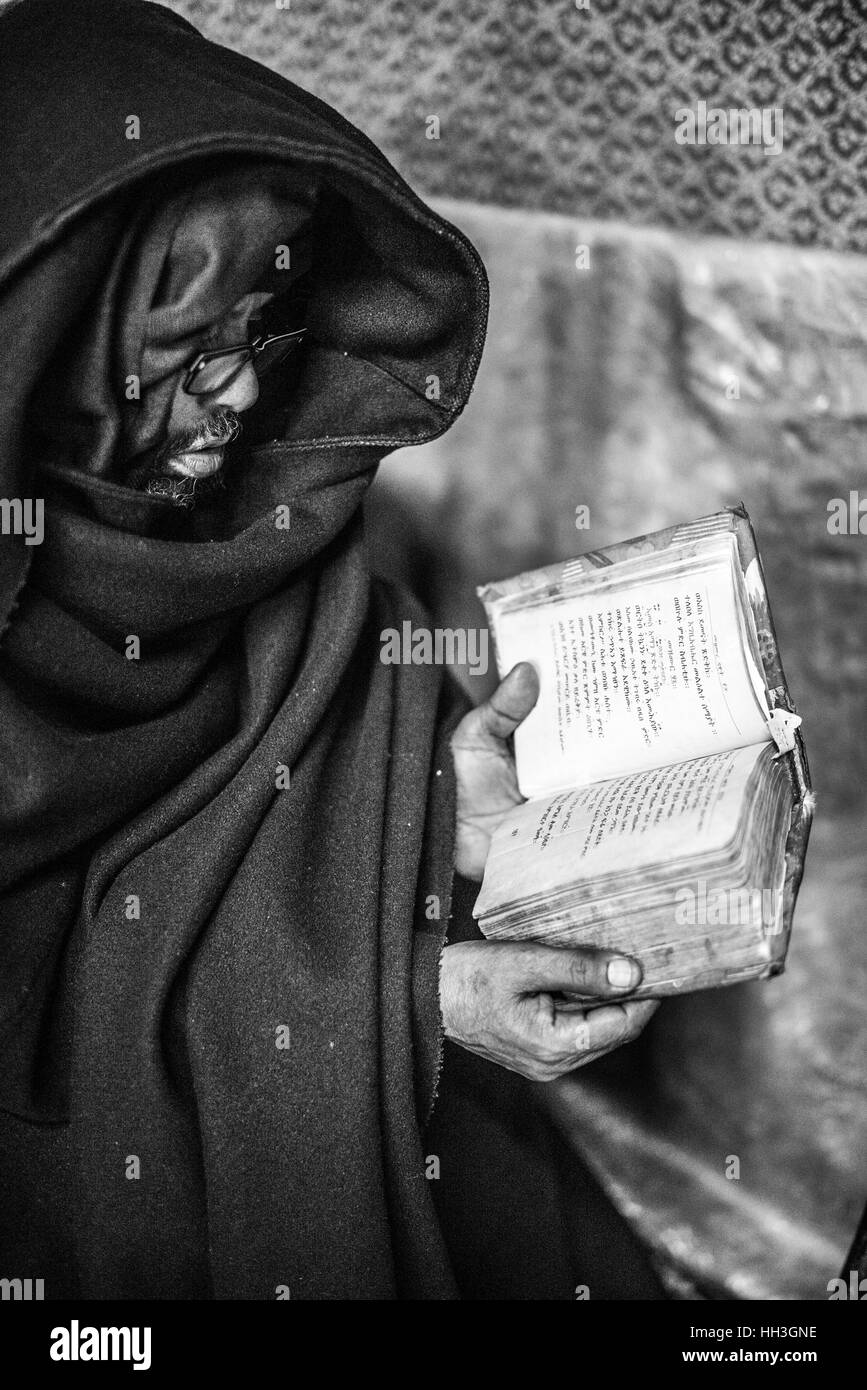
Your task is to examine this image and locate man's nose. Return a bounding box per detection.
[217,361,259,414]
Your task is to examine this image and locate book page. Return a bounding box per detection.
[491,538,771,796]
[473,744,765,921]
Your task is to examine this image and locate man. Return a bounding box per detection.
[0,0,662,1298]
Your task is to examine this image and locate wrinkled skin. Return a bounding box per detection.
[445,661,658,1080]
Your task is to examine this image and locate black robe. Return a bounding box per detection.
[0,0,664,1300]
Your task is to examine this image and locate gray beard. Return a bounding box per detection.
[142,471,226,508]
[140,408,241,509]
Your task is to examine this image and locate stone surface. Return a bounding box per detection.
[367,202,867,1299]
[163,0,867,253]
[376,202,867,815]
[548,811,867,1300]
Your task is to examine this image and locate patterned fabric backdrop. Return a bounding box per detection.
[169,0,867,252]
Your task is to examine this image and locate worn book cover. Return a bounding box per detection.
[474,506,813,998]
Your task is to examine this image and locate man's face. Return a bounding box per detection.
[148,292,270,489]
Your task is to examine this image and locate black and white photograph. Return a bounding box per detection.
[0,0,865,1352]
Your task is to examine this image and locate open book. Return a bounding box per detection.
[473,507,813,997]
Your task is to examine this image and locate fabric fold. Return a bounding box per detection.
[0,0,486,1299]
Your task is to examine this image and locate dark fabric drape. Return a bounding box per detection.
[0,0,669,1302]
[0,0,487,1299]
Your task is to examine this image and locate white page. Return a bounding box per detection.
[474,744,765,921]
[492,542,770,796]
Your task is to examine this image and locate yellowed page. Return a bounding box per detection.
[492,539,770,796]
[474,744,764,921]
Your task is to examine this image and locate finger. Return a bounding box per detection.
[454,662,540,747]
[550,999,659,1056]
[502,941,643,997]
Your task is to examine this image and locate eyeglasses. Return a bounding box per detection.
[182,327,308,396]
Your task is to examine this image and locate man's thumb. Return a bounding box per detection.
[466,661,540,744]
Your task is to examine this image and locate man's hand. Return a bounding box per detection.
[448,661,658,1078]
[451,661,540,881]
[440,941,659,1081]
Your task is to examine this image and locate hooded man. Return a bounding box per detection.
[0,0,663,1299]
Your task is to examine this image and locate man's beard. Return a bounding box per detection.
[138,408,241,509]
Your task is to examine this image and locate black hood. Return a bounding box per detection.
[0,0,488,618]
[0,1,487,1301]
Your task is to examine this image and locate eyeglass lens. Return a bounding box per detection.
[188,350,251,395]
[188,336,305,396]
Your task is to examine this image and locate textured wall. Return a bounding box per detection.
[373,202,867,814]
[367,200,867,1299]
[165,0,867,253]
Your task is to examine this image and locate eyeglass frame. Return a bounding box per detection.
[181,326,309,396]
